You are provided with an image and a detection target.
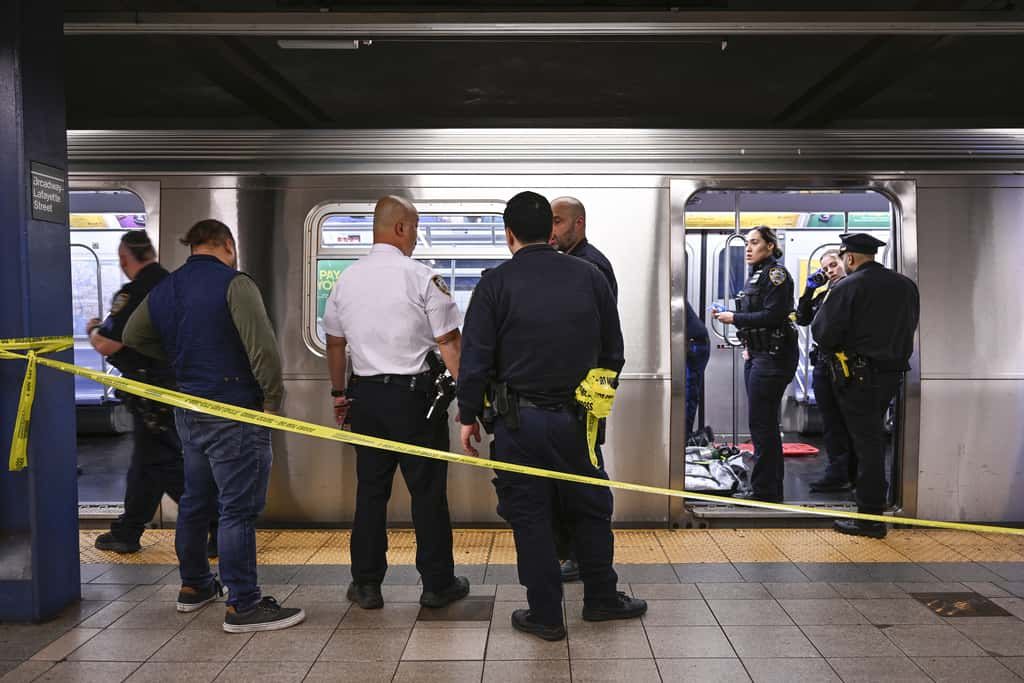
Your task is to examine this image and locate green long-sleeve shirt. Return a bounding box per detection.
[123,274,284,411]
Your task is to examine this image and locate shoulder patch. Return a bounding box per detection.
[768,266,787,286]
[109,292,131,315]
[431,274,451,297]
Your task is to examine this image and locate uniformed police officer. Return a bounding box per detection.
[458,191,646,642]
[812,233,919,538]
[796,249,855,493]
[685,300,711,443]
[548,196,619,582]
[87,231,199,555]
[713,226,798,503]
[322,196,469,611]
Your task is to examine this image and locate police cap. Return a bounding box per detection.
[839,232,886,255]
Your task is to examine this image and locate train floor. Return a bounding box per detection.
[4,529,1024,682]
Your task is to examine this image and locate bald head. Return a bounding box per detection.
[550,196,586,253]
[373,195,419,256]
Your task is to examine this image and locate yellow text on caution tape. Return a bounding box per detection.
[3,335,1024,537]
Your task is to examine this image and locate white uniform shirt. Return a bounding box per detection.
[322,243,462,376]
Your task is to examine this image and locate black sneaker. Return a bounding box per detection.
[347,582,384,610]
[223,596,305,633]
[560,559,580,583]
[176,578,223,613]
[420,576,470,608]
[833,519,887,539]
[511,609,566,641]
[94,533,141,554]
[582,592,648,622]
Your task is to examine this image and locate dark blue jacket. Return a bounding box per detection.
[569,238,618,301]
[458,243,624,425]
[147,255,262,408]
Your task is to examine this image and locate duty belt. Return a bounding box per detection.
[351,372,433,392]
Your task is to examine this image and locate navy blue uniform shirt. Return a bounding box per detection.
[569,238,618,302]
[732,257,794,330]
[457,243,624,425]
[811,261,919,370]
[98,262,172,379]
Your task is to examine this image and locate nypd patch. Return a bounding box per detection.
[109,292,131,315]
[768,267,786,286]
[431,275,451,297]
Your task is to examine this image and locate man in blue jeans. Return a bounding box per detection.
[124,219,305,633]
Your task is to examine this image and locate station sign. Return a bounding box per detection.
[29,162,67,224]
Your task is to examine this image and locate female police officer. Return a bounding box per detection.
[796,250,854,493]
[713,226,798,502]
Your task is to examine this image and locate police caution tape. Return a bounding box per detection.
[3,335,1024,537]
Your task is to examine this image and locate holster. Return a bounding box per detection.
[489,381,520,432]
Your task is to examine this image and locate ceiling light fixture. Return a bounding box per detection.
[276,39,371,50]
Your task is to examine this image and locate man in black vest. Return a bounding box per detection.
[812,233,919,539]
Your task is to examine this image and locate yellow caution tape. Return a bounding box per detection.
[575,368,618,468]
[3,336,1024,536]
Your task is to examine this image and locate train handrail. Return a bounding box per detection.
[709,234,745,348]
[70,243,112,401]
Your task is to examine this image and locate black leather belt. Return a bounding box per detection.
[518,396,576,414]
[351,372,432,391]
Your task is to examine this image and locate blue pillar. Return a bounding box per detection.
[0,0,80,621]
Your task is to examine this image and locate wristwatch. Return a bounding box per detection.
[330,388,346,398]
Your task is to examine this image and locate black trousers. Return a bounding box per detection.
[493,407,618,626]
[109,411,186,542]
[349,381,455,592]
[812,364,856,483]
[745,353,797,500]
[837,371,901,514]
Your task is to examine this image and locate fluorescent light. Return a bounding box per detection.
[276,39,368,50]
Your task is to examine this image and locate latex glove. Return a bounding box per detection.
[806,269,825,290]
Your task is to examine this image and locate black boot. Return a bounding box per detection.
[810,478,852,493]
[582,592,647,622]
[833,519,887,539]
[560,559,580,583]
[511,609,566,641]
[346,582,384,609]
[94,532,141,554]
[420,576,470,608]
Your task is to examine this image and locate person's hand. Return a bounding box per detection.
[461,422,481,457]
[715,310,735,324]
[742,348,750,361]
[333,396,352,427]
[85,318,101,335]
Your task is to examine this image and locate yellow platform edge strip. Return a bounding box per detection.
[4,335,1023,537]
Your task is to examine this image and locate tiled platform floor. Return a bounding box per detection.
[8,560,1024,681]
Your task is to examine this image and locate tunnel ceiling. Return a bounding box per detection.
[62,0,1024,129]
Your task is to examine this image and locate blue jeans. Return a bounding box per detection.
[174,409,272,611]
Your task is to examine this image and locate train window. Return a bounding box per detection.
[69,189,149,405]
[306,201,509,352]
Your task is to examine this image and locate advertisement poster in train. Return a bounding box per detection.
[316,259,356,322]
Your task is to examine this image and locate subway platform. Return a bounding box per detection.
[5,528,1024,681]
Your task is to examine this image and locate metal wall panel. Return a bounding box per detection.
[917,186,1024,379]
[917,379,1024,522]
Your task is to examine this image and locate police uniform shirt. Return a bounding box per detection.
[732,257,794,330]
[457,243,624,425]
[568,238,619,302]
[97,262,170,377]
[322,243,462,376]
[811,261,920,369]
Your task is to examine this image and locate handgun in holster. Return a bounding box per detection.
[489,381,519,432]
[827,351,853,391]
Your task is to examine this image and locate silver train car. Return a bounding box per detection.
[66,129,1024,527]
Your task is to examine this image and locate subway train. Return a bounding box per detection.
[65,129,1024,527]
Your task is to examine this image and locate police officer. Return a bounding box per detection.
[812,233,919,538]
[713,226,798,503]
[685,300,711,443]
[549,196,618,582]
[124,219,304,632]
[323,196,469,611]
[458,191,646,642]
[86,231,210,555]
[797,249,855,493]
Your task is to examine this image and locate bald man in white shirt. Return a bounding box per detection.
[323,196,469,611]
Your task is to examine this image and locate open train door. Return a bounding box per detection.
[668,178,920,526]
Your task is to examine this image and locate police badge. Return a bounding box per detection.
[431,274,451,296]
[768,267,786,286]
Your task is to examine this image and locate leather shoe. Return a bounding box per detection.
[346,582,384,609]
[809,478,852,493]
[511,609,566,641]
[94,533,141,554]
[420,576,470,608]
[833,519,887,539]
[582,592,647,622]
[560,559,580,583]
[734,491,783,504]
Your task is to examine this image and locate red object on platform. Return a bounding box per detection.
[736,442,820,456]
